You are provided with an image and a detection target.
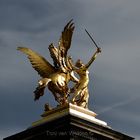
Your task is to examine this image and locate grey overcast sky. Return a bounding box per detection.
[0,0,140,139]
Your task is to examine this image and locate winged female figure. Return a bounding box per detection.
[70,47,101,108]
[17,20,78,106]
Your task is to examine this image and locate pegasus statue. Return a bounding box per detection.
[17,20,78,105]
[17,20,101,110]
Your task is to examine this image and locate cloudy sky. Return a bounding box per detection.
[0,0,140,139]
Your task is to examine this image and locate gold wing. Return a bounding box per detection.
[58,20,75,72]
[17,47,56,78]
[59,19,74,57]
[48,43,60,68]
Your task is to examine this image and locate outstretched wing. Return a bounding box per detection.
[59,19,74,57]
[58,20,75,72]
[17,47,56,78]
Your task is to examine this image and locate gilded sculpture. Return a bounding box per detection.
[17,20,101,110]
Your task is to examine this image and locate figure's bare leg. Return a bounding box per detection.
[71,89,81,103]
[77,88,89,108]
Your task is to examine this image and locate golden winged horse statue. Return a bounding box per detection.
[17,20,78,106]
[17,20,101,110]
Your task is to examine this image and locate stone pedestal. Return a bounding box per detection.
[3,104,134,140]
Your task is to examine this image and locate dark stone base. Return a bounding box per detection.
[3,104,134,140]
